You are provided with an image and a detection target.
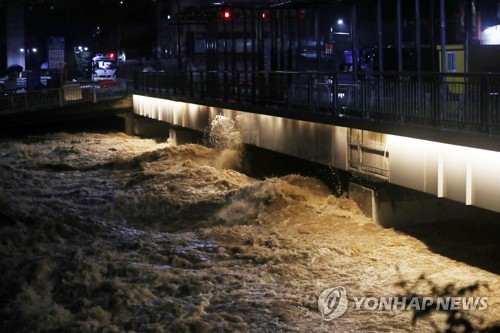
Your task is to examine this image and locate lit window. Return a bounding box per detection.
[447,52,457,72]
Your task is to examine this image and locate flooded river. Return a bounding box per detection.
[0,122,498,332]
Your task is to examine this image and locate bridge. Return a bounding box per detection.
[3,0,500,224]
[0,81,133,132]
[1,70,499,224]
[0,80,131,113]
[131,69,500,224]
[126,0,500,224]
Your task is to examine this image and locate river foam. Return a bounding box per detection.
[0,131,498,332]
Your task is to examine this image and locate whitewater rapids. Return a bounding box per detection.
[0,132,498,332]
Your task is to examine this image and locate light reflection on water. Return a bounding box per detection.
[129,262,172,271]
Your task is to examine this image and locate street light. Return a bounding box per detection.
[20,47,38,54]
[73,45,92,79]
[74,46,89,53]
[330,18,349,36]
[20,47,38,70]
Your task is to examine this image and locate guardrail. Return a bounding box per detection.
[133,70,500,134]
[0,79,132,113]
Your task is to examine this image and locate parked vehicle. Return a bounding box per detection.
[0,68,51,93]
[91,53,117,82]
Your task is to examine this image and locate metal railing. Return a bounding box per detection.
[0,79,132,113]
[133,70,500,134]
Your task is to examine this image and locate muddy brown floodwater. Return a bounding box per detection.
[0,130,498,333]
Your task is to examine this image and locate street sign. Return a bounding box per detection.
[48,36,65,69]
[48,49,65,69]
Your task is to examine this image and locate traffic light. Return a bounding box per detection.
[262,10,269,20]
[299,9,306,20]
[223,9,231,20]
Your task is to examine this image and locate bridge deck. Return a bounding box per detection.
[133,70,500,152]
[0,80,132,114]
[132,70,500,215]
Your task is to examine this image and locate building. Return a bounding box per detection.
[0,0,156,78]
[153,0,500,75]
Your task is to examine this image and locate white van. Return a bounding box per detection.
[91,54,117,82]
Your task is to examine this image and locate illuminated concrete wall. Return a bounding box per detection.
[388,135,500,213]
[133,95,500,214]
[133,95,348,171]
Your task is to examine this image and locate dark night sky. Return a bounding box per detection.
[21,0,157,58]
[3,0,500,65]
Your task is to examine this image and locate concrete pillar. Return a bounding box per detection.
[124,112,135,136]
[6,0,25,69]
[168,126,203,145]
[348,182,378,220]
[133,116,171,138]
[349,181,498,227]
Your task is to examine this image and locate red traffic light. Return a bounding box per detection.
[262,11,268,20]
[223,9,231,20]
[299,9,306,20]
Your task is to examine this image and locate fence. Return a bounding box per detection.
[134,70,500,134]
[0,79,132,113]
